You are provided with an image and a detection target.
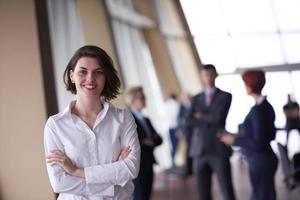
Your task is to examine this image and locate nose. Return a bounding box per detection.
[87,72,95,83]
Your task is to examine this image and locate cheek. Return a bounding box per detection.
[99,78,106,88]
[203,77,209,83]
[140,100,146,107]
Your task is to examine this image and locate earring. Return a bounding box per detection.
[71,80,75,83]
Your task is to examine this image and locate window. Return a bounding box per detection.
[180,0,300,151]
[180,0,300,72]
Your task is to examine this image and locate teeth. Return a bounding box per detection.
[85,85,95,89]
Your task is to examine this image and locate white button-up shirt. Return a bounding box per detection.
[164,98,180,129]
[44,101,141,200]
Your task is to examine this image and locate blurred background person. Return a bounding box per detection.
[220,70,278,200]
[177,91,193,176]
[165,93,180,167]
[187,64,236,200]
[125,86,163,200]
[283,94,300,147]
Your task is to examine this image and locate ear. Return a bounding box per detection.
[69,69,74,83]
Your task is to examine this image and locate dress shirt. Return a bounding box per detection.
[44,101,141,200]
[204,87,216,106]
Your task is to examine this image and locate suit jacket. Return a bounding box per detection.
[235,98,276,157]
[132,114,162,171]
[187,88,232,157]
[177,103,191,130]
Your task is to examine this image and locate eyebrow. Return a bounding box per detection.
[79,66,103,71]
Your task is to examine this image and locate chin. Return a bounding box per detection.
[80,91,101,98]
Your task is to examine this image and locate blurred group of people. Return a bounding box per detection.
[44,45,300,200]
[163,64,290,200]
[164,91,192,171]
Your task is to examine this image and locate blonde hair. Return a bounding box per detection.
[124,86,144,106]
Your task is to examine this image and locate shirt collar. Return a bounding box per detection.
[204,87,216,96]
[132,111,144,120]
[62,100,110,122]
[61,101,75,117]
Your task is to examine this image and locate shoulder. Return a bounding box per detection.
[217,88,232,98]
[192,93,203,101]
[249,105,265,118]
[45,111,65,129]
[263,99,275,114]
[46,101,74,126]
[108,104,134,124]
[49,111,65,122]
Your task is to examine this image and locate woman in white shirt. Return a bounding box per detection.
[44,45,141,200]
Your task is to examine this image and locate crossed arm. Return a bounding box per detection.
[46,147,132,178]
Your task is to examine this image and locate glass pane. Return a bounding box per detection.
[216,74,253,132]
[180,0,227,35]
[233,34,284,67]
[180,0,300,69]
[273,0,300,31]
[223,0,277,33]
[216,72,294,132]
[194,36,237,73]
[291,71,300,102]
[281,33,300,63]
[264,72,293,128]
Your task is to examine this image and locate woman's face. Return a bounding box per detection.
[132,92,146,110]
[70,57,106,99]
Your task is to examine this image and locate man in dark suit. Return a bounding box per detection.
[125,86,162,200]
[187,64,235,200]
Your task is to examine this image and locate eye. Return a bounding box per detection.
[95,70,104,75]
[78,70,87,75]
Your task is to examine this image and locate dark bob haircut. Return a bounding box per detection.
[63,45,121,101]
[242,70,265,94]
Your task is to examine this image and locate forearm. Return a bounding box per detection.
[85,151,140,187]
[234,136,267,152]
[72,168,85,178]
[47,165,88,195]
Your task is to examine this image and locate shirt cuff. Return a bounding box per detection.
[87,184,114,197]
[85,166,115,197]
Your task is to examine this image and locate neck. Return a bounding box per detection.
[205,85,215,90]
[74,95,103,117]
[251,93,262,103]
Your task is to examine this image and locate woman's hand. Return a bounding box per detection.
[118,146,131,160]
[46,150,84,177]
[219,134,237,146]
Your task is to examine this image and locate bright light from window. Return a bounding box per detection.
[273,0,300,31]
[232,35,284,67]
[180,0,300,148]
[180,0,300,73]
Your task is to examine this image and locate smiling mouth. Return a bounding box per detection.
[84,85,96,90]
